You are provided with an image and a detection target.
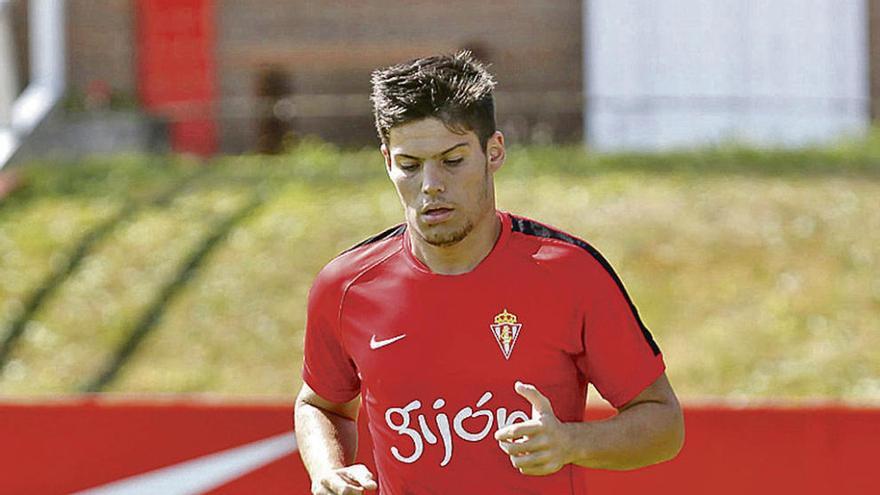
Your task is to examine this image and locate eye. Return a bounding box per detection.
[398,161,420,172]
[443,158,463,166]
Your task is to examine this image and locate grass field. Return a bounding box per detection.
[0,140,878,403]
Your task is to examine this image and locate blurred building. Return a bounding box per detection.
[6,0,880,155]
[16,0,582,155]
[585,0,869,150]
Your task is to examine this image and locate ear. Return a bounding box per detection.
[381,143,392,172]
[486,131,505,173]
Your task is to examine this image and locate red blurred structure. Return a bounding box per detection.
[2,399,875,494]
[137,0,217,156]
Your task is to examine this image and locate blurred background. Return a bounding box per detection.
[0,1,878,493]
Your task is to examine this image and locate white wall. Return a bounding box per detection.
[584,0,869,150]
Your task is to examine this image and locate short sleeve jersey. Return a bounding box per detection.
[302,211,665,495]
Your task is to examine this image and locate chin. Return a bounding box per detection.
[418,221,473,247]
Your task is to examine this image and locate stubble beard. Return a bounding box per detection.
[414,161,491,248]
[418,218,476,247]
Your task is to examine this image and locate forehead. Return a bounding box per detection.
[387,118,478,157]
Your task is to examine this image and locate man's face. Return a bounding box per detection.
[383,118,505,247]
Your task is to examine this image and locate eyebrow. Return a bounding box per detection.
[394,142,469,161]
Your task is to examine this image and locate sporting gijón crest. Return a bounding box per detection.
[490,309,522,360]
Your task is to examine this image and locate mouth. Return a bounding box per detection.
[420,205,455,224]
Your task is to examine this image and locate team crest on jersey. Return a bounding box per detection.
[490,309,523,360]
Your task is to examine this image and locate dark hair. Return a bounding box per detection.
[370,51,497,149]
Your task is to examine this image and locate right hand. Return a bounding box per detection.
[312,464,378,494]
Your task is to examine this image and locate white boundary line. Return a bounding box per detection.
[73,432,298,495]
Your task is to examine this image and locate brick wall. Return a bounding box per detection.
[10,0,29,92]
[25,1,583,151]
[22,1,880,151]
[66,0,136,99]
[11,0,136,98]
[215,1,584,151]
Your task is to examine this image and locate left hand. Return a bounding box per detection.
[494,381,572,476]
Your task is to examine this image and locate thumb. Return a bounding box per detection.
[346,464,378,490]
[514,381,554,418]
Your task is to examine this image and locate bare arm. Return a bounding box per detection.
[496,373,684,474]
[294,383,376,494]
[568,373,684,469]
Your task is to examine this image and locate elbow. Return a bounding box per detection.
[638,401,685,468]
[605,402,686,471]
[659,403,686,463]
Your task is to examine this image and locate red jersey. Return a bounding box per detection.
[302,211,665,494]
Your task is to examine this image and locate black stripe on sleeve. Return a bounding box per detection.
[510,216,661,356]
[341,223,407,255]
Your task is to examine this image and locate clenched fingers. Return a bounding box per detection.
[317,464,377,495]
[498,436,550,457]
[319,475,363,495]
[494,420,544,442]
[510,450,556,470]
[340,464,377,490]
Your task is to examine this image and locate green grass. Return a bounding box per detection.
[0,139,878,403]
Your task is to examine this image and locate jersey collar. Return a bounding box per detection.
[401,210,512,278]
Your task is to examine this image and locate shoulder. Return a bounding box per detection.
[507,214,613,275]
[310,223,407,300]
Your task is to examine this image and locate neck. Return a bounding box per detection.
[411,210,502,275]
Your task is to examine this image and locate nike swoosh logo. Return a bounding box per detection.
[370,334,407,350]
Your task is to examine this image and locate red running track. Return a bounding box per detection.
[1,397,876,494]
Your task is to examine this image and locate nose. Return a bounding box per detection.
[421,161,446,195]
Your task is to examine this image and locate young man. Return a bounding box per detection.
[294,52,684,495]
